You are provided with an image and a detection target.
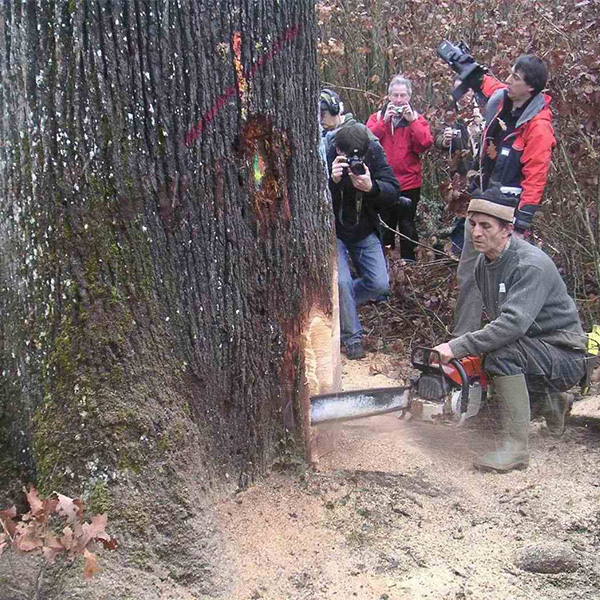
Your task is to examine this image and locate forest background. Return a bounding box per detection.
[316,0,600,330]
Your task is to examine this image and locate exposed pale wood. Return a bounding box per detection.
[303,251,341,397]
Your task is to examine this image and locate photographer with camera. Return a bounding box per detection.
[435,81,485,176]
[437,43,556,336]
[327,123,400,359]
[434,80,485,254]
[366,75,434,261]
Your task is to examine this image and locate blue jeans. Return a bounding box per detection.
[337,233,389,346]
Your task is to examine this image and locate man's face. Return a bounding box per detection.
[457,89,475,110]
[469,212,512,259]
[506,68,534,103]
[389,84,411,106]
[320,110,340,131]
[454,80,475,110]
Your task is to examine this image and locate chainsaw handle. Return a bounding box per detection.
[449,358,470,412]
[410,346,444,373]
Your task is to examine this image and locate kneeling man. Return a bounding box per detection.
[434,188,586,472]
[327,123,400,359]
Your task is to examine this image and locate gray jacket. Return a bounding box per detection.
[450,237,586,358]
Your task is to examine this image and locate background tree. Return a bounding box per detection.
[0,0,338,591]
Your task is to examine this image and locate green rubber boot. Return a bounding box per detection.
[542,391,573,437]
[528,378,573,437]
[475,374,530,472]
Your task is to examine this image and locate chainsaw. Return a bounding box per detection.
[310,346,488,425]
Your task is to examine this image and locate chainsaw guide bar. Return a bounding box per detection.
[310,386,410,424]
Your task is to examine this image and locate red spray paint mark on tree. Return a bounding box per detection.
[184,25,300,147]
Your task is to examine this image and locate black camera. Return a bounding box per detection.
[437,40,487,100]
[347,155,366,176]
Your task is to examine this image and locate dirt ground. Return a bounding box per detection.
[216,354,600,600]
[3,354,600,600]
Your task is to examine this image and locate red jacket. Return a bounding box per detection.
[479,75,556,230]
[366,110,433,190]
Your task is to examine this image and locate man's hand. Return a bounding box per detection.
[432,342,455,365]
[442,127,453,148]
[349,164,373,193]
[331,155,348,184]
[401,104,417,123]
[383,103,398,123]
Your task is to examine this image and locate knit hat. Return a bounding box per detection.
[467,187,516,223]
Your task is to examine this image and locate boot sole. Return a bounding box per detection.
[474,460,529,473]
[540,425,565,438]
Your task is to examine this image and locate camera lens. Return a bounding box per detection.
[349,161,366,176]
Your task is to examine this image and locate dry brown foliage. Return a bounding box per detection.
[0,486,116,586]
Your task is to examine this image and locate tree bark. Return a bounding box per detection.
[0,0,337,588]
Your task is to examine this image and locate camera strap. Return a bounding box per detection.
[338,190,363,228]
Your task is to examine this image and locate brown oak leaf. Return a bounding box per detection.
[15,522,43,553]
[0,506,17,537]
[60,526,76,552]
[43,535,64,564]
[81,514,108,548]
[96,535,118,551]
[83,549,100,581]
[54,493,83,524]
[24,486,44,517]
[42,496,59,520]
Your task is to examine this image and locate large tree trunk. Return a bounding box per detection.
[0,0,338,590]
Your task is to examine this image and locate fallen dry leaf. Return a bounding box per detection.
[54,493,83,524]
[0,506,17,537]
[81,514,108,548]
[96,535,118,551]
[24,486,44,517]
[83,549,100,581]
